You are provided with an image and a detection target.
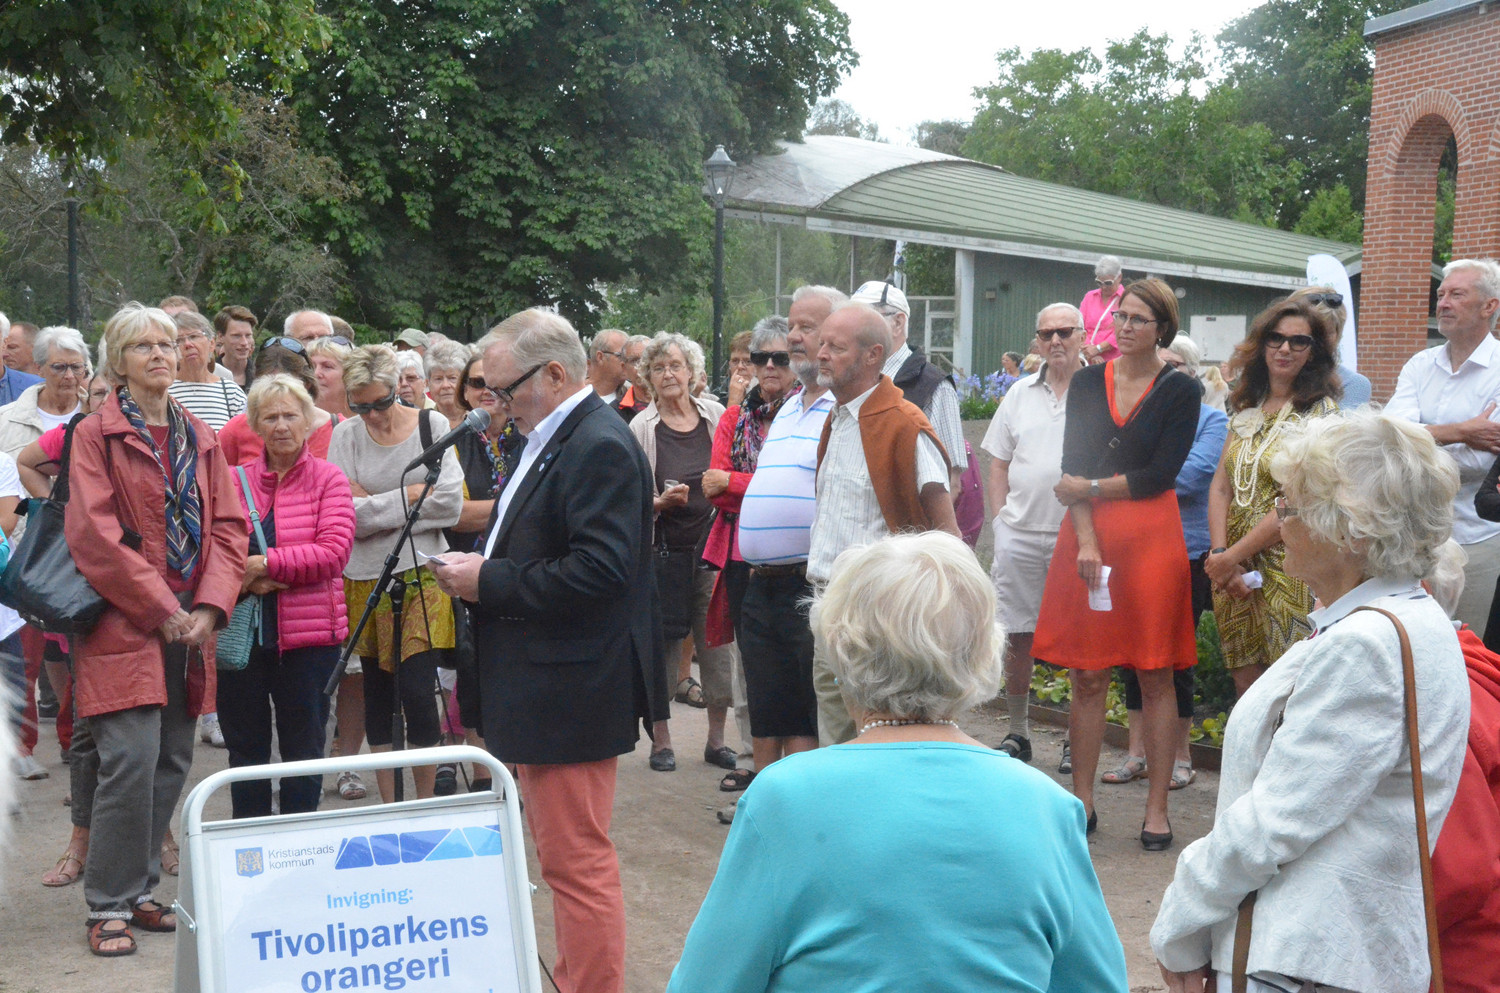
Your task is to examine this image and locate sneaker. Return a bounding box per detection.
[433,765,458,796]
[996,733,1033,763]
[14,754,49,780]
[337,771,367,801]
[1057,739,1072,775]
[200,714,225,748]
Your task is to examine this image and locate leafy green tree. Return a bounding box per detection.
[807,99,882,141]
[288,0,855,334]
[0,0,327,168]
[912,120,970,157]
[1216,0,1410,224]
[963,32,1302,226]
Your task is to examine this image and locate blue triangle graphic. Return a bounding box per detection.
[400,830,449,863]
[462,826,503,857]
[335,837,373,869]
[427,830,475,861]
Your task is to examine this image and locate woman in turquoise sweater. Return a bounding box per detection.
[668,531,1128,993]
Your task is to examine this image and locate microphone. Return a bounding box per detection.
[402,408,491,474]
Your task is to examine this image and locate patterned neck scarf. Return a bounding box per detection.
[484,420,520,495]
[117,386,202,579]
[729,382,801,474]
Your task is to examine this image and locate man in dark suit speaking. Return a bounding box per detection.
[430,307,658,993]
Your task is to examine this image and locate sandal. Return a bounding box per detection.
[131,899,177,933]
[43,851,85,887]
[673,677,707,709]
[159,838,180,877]
[719,768,755,792]
[87,919,137,957]
[1169,760,1196,790]
[1101,755,1148,784]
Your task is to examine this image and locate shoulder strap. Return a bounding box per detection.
[1233,606,1444,993]
[51,412,88,505]
[418,408,434,450]
[236,466,269,555]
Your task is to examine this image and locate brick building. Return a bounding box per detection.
[1365,0,1500,398]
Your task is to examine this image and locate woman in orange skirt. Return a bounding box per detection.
[1032,277,1202,851]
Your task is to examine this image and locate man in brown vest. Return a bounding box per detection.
[807,302,961,744]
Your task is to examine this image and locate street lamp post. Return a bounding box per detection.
[704,144,736,394]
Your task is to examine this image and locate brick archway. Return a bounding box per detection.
[1363,4,1500,398]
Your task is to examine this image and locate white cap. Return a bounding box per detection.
[851,280,910,317]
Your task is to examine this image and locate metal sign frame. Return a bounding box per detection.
[173,745,541,993]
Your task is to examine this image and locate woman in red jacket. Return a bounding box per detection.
[217,374,355,819]
[65,302,248,957]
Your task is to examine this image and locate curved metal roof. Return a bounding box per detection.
[726,136,1360,288]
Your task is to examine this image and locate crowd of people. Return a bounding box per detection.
[0,254,1497,993]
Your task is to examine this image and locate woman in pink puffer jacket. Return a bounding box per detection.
[218,374,355,818]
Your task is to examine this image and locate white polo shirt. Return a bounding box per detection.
[737,388,834,566]
[1386,334,1500,544]
[806,382,949,584]
[980,366,1070,533]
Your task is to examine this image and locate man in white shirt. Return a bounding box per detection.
[807,302,959,745]
[851,280,968,498]
[1388,258,1500,636]
[982,303,1085,762]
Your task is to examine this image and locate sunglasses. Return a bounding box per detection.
[750,350,791,367]
[1265,331,1315,353]
[328,335,354,348]
[349,390,398,415]
[259,336,307,356]
[1304,292,1343,308]
[1037,327,1078,342]
[464,377,494,394]
[493,363,544,404]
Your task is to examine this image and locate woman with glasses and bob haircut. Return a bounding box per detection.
[1204,298,1341,700]
[1032,277,1201,852]
[328,345,462,803]
[64,302,249,956]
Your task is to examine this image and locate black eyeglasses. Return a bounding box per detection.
[259,336,307,356]
[1265,331,1315,352]
[1111,312,1160,329]
[750,350,791,367]
[1304,292,1343,308]
[1037,327,1079,342]
[349,390,398,415]
[493,363,544,404]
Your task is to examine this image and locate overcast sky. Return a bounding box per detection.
[830,0,1267,143]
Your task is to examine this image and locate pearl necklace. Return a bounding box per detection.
[1230,401,1292,507]
[859,718,960,736]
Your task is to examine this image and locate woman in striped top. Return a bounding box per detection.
[167,311,245,432]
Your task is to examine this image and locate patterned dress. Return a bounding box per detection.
[1213,397,1337,669]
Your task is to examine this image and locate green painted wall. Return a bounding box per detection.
[967,255,1292,375]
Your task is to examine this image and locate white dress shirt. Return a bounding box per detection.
[807,382,949,584]
[1386,334,1500,544]
[483,385,594,559]
[980,366,1069,533]
[883,343,967,470]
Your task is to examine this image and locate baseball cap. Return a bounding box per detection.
[851,280,910,317]
[394,328,430,350]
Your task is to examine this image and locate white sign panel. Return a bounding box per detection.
[206,807,521,993]
[1189,315,1248,364]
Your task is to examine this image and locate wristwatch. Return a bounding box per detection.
[1089,479,1101,498]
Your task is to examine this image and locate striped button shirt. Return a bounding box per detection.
[736,388,835,566]
[806,382,949,584]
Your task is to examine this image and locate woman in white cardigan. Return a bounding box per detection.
[1151,410,1470,993]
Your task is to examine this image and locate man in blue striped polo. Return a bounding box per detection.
[720,285,847,822]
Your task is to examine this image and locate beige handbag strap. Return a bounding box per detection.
[1232,606,1443,993]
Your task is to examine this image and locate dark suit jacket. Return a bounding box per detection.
[472,391,660,765]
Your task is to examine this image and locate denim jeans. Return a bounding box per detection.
[216,643,339,818]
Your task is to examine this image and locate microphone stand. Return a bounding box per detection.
[324,456,445,803]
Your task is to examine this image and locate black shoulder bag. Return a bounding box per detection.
[0,413,108,632]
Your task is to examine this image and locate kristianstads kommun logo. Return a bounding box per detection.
[236,848,265,878]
